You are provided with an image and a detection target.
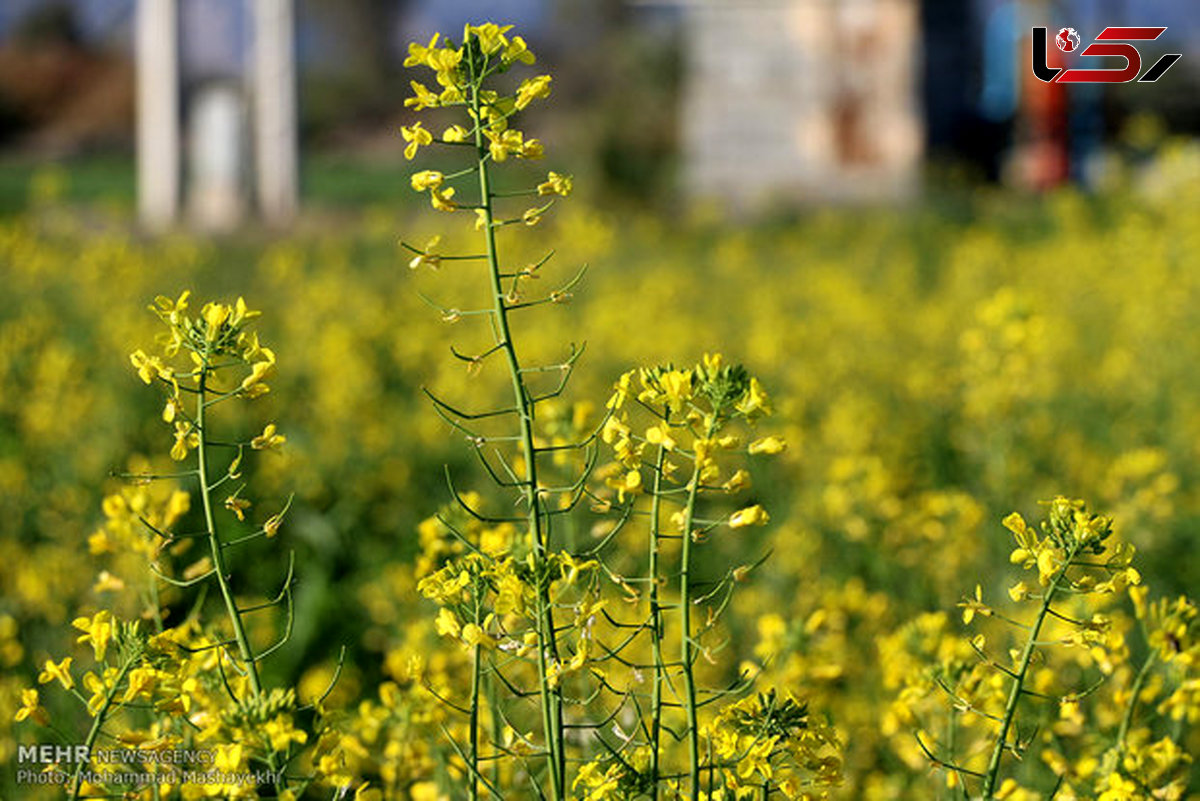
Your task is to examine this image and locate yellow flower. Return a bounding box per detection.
[729,505,770,529]
[152,289,191,324]
[251,423,286,451]
[503,36,536,65]
[442,125,469,143]
[409,235,443,270]
[1036,547,1062,585]
[430,186,457,212]
[537,171,573,197]
[426,46,463,85]
[1008,581,1031,602]
[122,666,158,703]
[659,369,694,412]
[72,611,113,661]
[229,296,260,325]
[403,33,441,68]
[465,22,514,55]
[558,552,596,586]
[748,435,787,455]
[404,80,440,110]
[1005,512,1041,567]
[520,137,544,159]
[15,688,48,724]
[1096,774,1140,801]
[514,75,552,110]
[38,657,74,690]
[607,371,635,410]
[170,421,199,461]
[959,584,991,624]
[494,564,528,616]
[130,349,164,384]
[1130,584,1149,618]
[606,469,642,502]
[241,348,276,395]
[461,623,490,649]
[93,571,125,594]
[263,498,292,537]
[411,170,444,192]
[486,128,524,162]
[645,423,677,451]
[156,676,198,715]
[736,377,772,418]
[723,469,752,493]
[224,495,251,521]
[182,557,212,580]
[401,121,433,160]
[435,608,461,638]
[409,781,444,801]
[737,738,775,780]
[354,782,383,801]
[264,714,308,751]
[201,302,231,342]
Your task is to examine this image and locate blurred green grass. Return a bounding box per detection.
[0,154,440,216]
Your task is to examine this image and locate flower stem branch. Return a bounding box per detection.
[980,543,1082,798]
[468,59,565,799]
[680,417,718,799]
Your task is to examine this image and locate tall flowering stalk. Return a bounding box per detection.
[133,295,359,797]
[131,294,291,703]
[12,294,353,799]
[402,22,840,800]
[401,23,581,800]
[129,295,300,792]
[594,361,840,799]
[916,498,1151,798]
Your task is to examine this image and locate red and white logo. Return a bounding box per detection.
[1032,27,1182,83]
[1056,28,1081,52]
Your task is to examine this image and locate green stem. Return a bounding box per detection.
[468,60,564,799]
[69,662,132,801]
[1116,650,1156,750]
[196,370,263,697]
[680,418,717,799]
[469,649,481,800]
[488,671,503,793]
[469,587,482,801]
[195,369,285,792]
[944,712,957,801]
[980,544,1081,798]
[648,430,669,797]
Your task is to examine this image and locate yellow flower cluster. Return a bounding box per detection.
[400,20,572,223]
[5,20,1200,800]
[705,691,842,797]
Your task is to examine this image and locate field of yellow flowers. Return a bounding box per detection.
[4,26,1200,801]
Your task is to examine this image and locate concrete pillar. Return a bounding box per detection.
[136,0,180,230]
[188,83,246,232]
[253,0,299,225]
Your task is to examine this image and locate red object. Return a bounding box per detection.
[1020,36,1069,188]
[1057,42,1141,83]
[1095,27,1166,40]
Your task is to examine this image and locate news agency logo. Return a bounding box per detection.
[1033,26,1182,83]
[1056,28,1081,53]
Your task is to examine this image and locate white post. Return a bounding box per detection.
[188,84,246,232]
[253,0,299,225]
[136,0,180,230]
